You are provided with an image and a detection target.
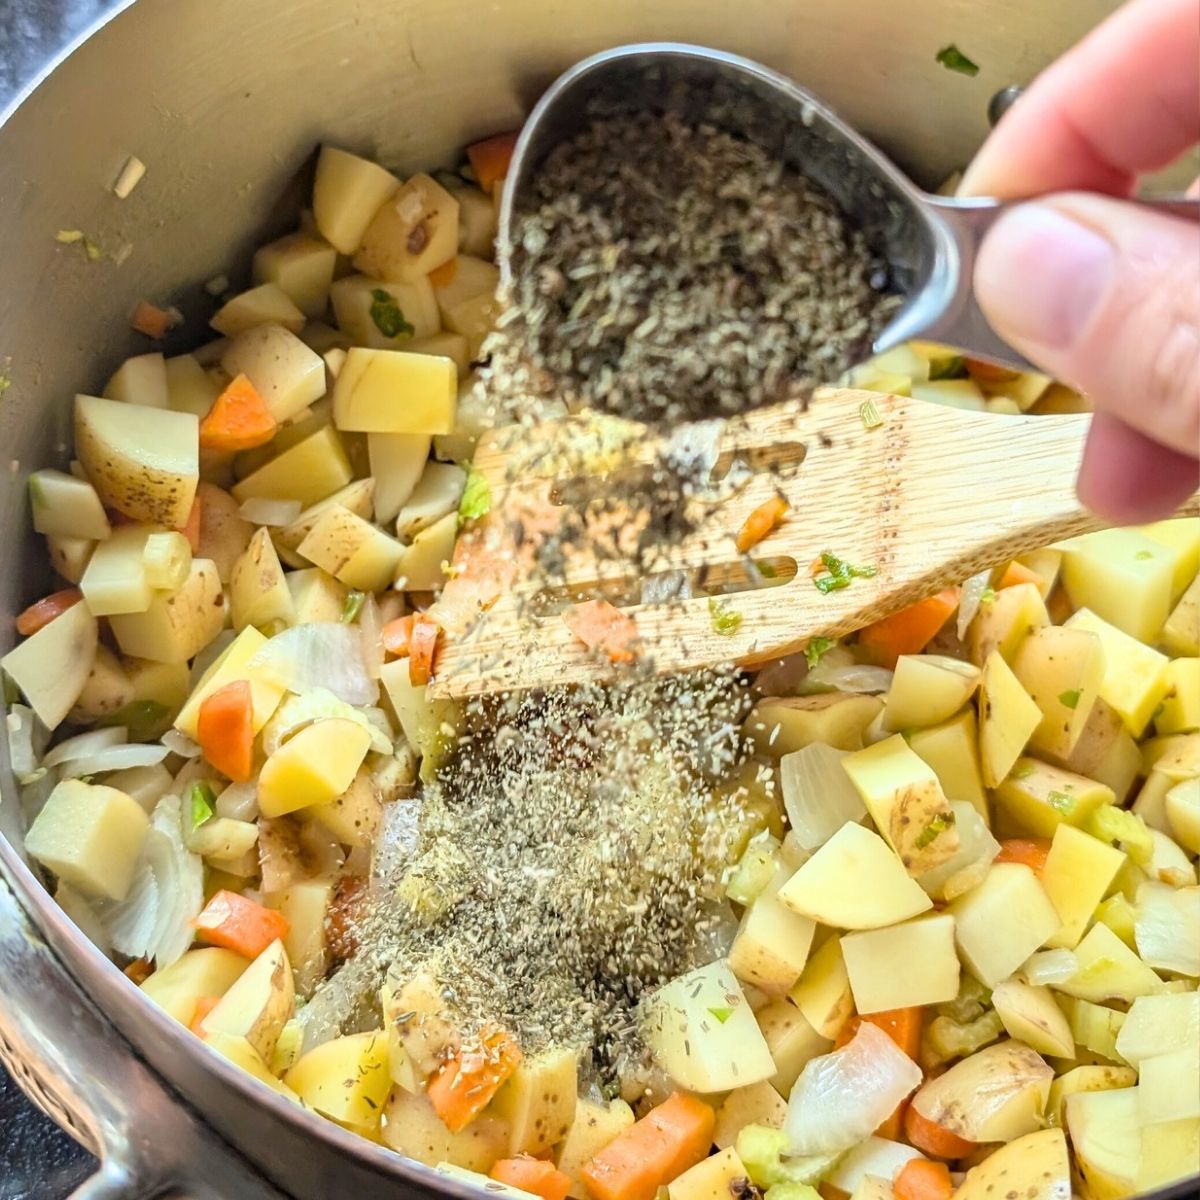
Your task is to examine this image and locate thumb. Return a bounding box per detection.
[974,194,1200,459]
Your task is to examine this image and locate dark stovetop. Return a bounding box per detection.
[2,8,113,1199]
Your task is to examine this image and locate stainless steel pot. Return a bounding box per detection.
[1,2,1195,1197]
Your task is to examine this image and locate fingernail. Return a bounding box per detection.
[975,203,1115,348]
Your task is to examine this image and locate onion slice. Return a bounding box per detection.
[59,743,170,779]
[1135,881,1200,977]
[5,704,37,779]
[161,729,202,759]
[806,660,894,695]
[42,726,127,767]
[249,624,377,707]
[237,497,302,526]
[957,569,991,640]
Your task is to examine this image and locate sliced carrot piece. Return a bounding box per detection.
[857,587,960,669]
[178,495,202,553]
[467,131,519,194]
[15,587,82,636]
[194,889,289,959]
[408,614,440,686]
[736,494,790,553]
[895,1157,953,1200]
[903,1104,977,1161]
[995,838,1052,876]
[200,373,278,453]
[189,995,221,1036]
[563,599,640,665]
[122,957,153,985]
[996,560,1042,591]
[581,1092,715,1200]
[196,679,255,782]
[130,300,174,339]
[382,614,415,658]
[427,1025,522,1133]
[491,1157,572,1200]
[428,258,458,289]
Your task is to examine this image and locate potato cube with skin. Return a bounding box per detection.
[211,282,306,337]
[199,938,294,1061]
[382,1086,510,1171]
[104,351,169,408]
[841,735,959,873]
[968,582,1049,666]
[330,274,440,347]
[355,173,459,281]
[907,709,988,820]
[268,879,331,996]
[310,768,382,849]
[313,147,400,255]
[1046,1064,1136,1128]
[230,527,295,632]
[394,510,457,592]
[80,525,157,615]
[174,626,284,738]
[69,645,135,722]
[24,779,150,901]
[491,1045,578,1155]
[195,483,254,582]
[667,1147,748,1200]
[257,718,373,818]
[1137,1117,1200,1194]
[949,862,1061,987]
[286,567,349,625]
[728,887,816,995]
[368,432,431,524]
[109,558,224,664]
[47,535,95,584]
[1066,1087,1140,1200]
[1040,824,1126,949]
[841,914,959,1013]
[882,654,980,732]
[274,478,374,565]
[991,980,1074,1059]
[28,469,111,541]
[1045,697,1141,803]
[140,947,249,1025]
[1165,778,1200,853]
[713,1081,787,1150]
[788,934,852,1040]
[756,998,830,1094]
[743,694,883,756]
[1156,658,1199,735]
[1065,608,1171,735]
[285,1030,390,1129]
[231,425,352,509]
[979,650,1043,788]
[221,324,326,425]
[993,757,1115,839]
[556,1098,635,1198]
[1141,518,1200,602]
[75,394,199,528]
[253,232,338,319]
[1161,575,1199,656]
[165,354,222,418]
[1012,625,1106,759]
[954,1130,1070,1200]
[298,504,405,592]
[333,347,457,435]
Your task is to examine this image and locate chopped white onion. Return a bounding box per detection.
[248,623,377,707]
[1135,881,1200,977]
[237,497,302,526]
[957,569,991,640]
[1020,948,1079,986]
[917,802,1000,900]
[42,726,127,767]
[59,743,170,779]
[161,728,202,758]
[261,687,391,757]
[215,780,259,822]
[6,704,37,779]
[785,1022,922,1155]
[358,592,384,681]
[805,660,894,695]
[780,743,866,850]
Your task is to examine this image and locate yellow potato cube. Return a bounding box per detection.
[729,887,816,995]
[165,353,222,418]
[269,879,332,996]
[204,1032,301,1103]
[80,525,156,615]
[1156,658,1199,735]
[258,717,373,817]
[979,650,1043,788]
[1012,625,1106,758]
[492,1045,578,1155]
[211,282,306,337]
[841,913,959,1013]
[297,504,405,592]
[286,567,349,625]
[199,938,294,1062]
[104,351,169,408]
[788,934,853,1040]
[968,582,1048,666]
[109,558,225,664]
[332,347,457,435]
[1137,1117,1200,1193]
[274,477,375,567]
[1160,575,1199,656]
[29,468,111,541]
[382,1086,509,1171]
[140,947,249,1025]
[1041,824,1126,948]
[407,332,470,375]
[312,146,400,256]
[1046,1064,1136,1128]
[1139,1045,1200,1125]
[906,709,987,820]
[756,996,830,1093]
[354,173,459,282]
[993,757,1115,839]
[556,1099,635,1198]
[991,980,1074,1058]
[46,534,95,585]
[1066,1087,1140,1200]
[1061,528,1175,644]
[24,778,149,901]
[742,694,883,756]
[1046,697,1141,803]
[1141,518,1200,603]
[221,323,327,425]
[252,232,338,319]
[230,527,295,632]
[285,1030,390,1129]
[667,1148,749,1200]
[713,1082,787,1150]
[1056,923,1164,1004]
[232,425,352,509]
[394,510,458,592]
[330,273,440,346]
[174,626,285,738]
[882,654,980,732]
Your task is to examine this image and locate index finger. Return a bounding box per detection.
[960,0,1200,198]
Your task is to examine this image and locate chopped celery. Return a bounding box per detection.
[921,1009,1004,1071]
[936,973,991,1023]
[725,833,780,906]
[766,1185,822,1200]
[735,1124,841,1189]
[1087,806,1153,866]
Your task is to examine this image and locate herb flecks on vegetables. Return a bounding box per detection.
[936,44,980,76]
[915,809,956,850]
[341,591,366,624]
[707,1005,734,1025]
[1059,689,1081,710]
[805,637,836,669]
[458,466,492,524]
[1047,789,1075,814]
[709,597,743,636]
[812,550,877,595]
[369,288,415,339]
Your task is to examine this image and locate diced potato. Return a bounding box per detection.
[979,651,1042,788]
[1040,824,1126,949]
[394,510,457,592]
[841,913,959,1013]
[756,997,830,1093]
[1116,992,1199,1065]
[104,351,169,408]
[125,656,191,715]
[379,660,462,767]
[195,482,254,582]
[232,425,352,509]
[991,980,1073,1058]
[165,353,222,417]
[109,558,224,663]
[140,946,249,1025]
[1016,547,1064,598]
[382,966,460,1087]
[1157,658,1199,735]
[310,767,382,848]
[869,344,929,381]
[211,283,306,337]
[1165,778,1200,853]
[286,567,349,625]
[142,531,191,591]
[1011,625,1105,759]
[432,255,499,319]
[381,1086,509,1171]
[199,938,294,1061]
[968,583,1048,666]
[433,379,499,463]
[268,878,332,996]
[713,1082,787,1150]
[432,1164,532,1199]
[1056,922,1164,1003]
[274,477,375,566]
[1066,1087,1140,1200]
[188,816,258,862]
[910,378,985,408]
[285,1030,390,1129]
[1063,996,1127,1063]
[69,645,135,721]
[491,1045,578,1155]
[1045,697,1141,803]
[28,468,111,541]
[1046,1064,1136,1127]
[949,863,1061,987]
[297,504,405,591]
[994,757,1115,839]
[75,393,199,527]
[883,654,980,732]
[24,778,149,901]
[1061,528,1176,644]
[258,718,373,817]
[1065,608,1171,735]
[2,598,97,730]
[368,432,431,524]
[1161,574,1199,656]
[174,626,284,737]
[355,173,459,282]
[907,709,988,819]
[395,462,466,538]
[79,525,156,615]
[205,1032,301,1103]
[332,347,457,435]
[313,146,401,255]
[330,273,440,346]
[777,822,932,929]
[221,323,327,425]
[743,694,883,756]
[440,290,499,361]
[1140,518,1200,600]
[234,398,332,480]
[408,332,470,375]
[951,1129,1069,1200]
[450,183,498,258]
[640,959,776,1092]
[788,934,853,1040]
[230,527,295,632]
[842,735,959,873]
[1139,1044,1200,1125]
[729,885,815,996]
[667,1147,748,1200]
[253,232,338,319]
[46,534,95,584]
[1137,1117,1200,1193]
[556,1098,635,1198]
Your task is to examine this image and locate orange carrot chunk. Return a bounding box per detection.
[130,300,174,339]
[996,560,1043,591]
[428,258,458,289]
[382,614,415,658]
[995,838,1052,876]
[858,587,960,669]
[563,599,640,666]
[427,1025,522,1133]
[491,1157,573,1200]
[895,1157,954,1200]
[199,373,278,453]
[15,588,82,636]
[189,995,221,1036]
[903,1105,978,1161]
[408,614,440,686]
[195,889,288,959]
[580,1092,715,1200]
[196,679,255,783]
[467,131,519,194]
[736,494,790,553]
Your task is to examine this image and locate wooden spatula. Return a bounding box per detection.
[427,388,1199,700]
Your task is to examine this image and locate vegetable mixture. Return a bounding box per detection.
[3,124,1199,1200]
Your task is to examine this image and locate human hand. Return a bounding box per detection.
[961,0,1199,523]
